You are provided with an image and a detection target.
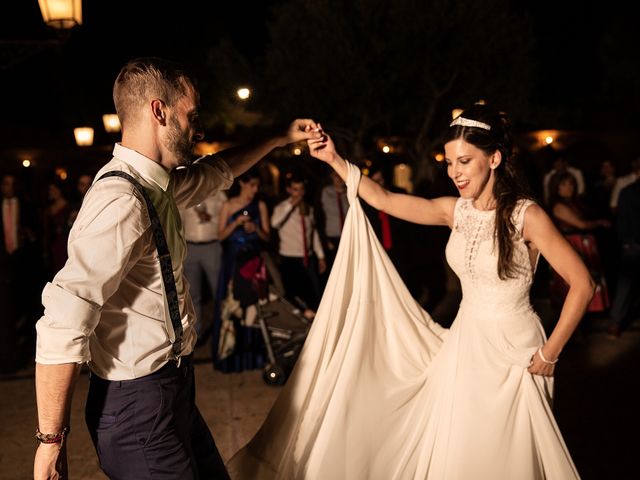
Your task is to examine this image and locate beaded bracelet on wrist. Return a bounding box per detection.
[35,426,70,444]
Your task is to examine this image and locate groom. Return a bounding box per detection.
[33,56,320,480]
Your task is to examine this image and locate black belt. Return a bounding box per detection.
[187,239,219,245]
[90,354,194,385]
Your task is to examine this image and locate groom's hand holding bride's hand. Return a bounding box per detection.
[277,119,322,148]
[306,123,338,164]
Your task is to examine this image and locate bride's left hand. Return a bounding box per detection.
[527,348,556,377]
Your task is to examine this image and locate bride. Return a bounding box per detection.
[228,104,591,479]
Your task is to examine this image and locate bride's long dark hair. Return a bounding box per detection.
[442,104,532,280]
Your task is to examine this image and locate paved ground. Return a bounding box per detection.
[0,343,281,480]
[1,313,638,479]
[552,320,640,480]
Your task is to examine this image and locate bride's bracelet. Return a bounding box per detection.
[537,347,558,365]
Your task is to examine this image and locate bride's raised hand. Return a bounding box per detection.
[306,123,339,164]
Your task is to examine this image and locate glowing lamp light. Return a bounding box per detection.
[102,114,121,133]
[195,141,228,155]
[55,168,68,180]
[394,163,413,193]
[382,145,391,154]
[451,108,464,120]
[38,0,82,29]
[237,88,251,100]
[435,153,445,162]
[74,127,94,147]
[293,147,302,156]
[545,136,554,145]
[22,159,31,168]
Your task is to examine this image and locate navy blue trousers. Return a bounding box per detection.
[85,357,229,479]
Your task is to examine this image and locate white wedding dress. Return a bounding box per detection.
[228,163,580,479]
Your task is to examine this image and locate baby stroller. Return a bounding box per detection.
[254,290,312,385]
[239,253,312,385]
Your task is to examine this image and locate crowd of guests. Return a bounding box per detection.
[1,150,639,374]
[182,152,639,373]
[0,172,92,373]
[543,155,640,338]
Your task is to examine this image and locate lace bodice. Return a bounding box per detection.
[446,198,537,312]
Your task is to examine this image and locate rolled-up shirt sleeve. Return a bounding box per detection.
[36,283,100,364]
[171,154,234,209]
[36,180,149,364]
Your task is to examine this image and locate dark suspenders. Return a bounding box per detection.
[98,171,183,357]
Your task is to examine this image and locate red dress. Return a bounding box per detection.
[550,206,609,312]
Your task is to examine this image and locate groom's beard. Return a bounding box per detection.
[165,115,195,167]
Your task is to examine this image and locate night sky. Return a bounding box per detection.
[0,0,636,148]
[0,1,275,146]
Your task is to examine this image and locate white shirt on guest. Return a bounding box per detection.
[35,144,233,380]
[271,199,324,260]
[180,190,226,242]
[320,184,349,238]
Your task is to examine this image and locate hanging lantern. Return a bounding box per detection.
[102,114,121,133]
[74,127,94,147]
[38,0,82,29]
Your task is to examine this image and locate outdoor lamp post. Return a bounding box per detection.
[38,0,83,29]
[74,127,94,147]
[1,0,81,69]
[102,114,121,133]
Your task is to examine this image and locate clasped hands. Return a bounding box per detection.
[279,119,336,163]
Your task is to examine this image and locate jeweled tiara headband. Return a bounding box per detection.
[449,116,491,131]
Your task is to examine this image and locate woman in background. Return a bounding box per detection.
[43,180,71,276]
[211,168,270,372]
[548,171,610,315]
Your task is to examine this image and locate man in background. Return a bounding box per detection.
[180,190,227,341]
